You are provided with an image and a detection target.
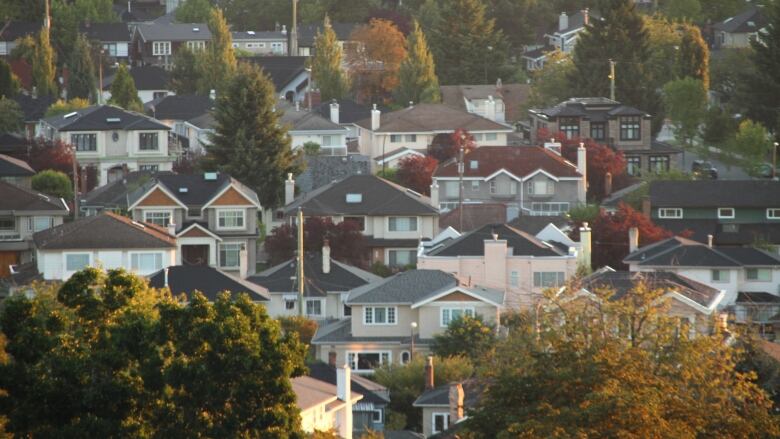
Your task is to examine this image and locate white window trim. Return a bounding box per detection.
[152,41,171,56]
[768,208,780,219]
[346,350,392,372]
[440,305,476,327]
[305,298,325,318]
[432,412,450,434]
[219,242,243,268]
[717,207,735,219]
[63,252,93,275]
[400,351,411,365]
[746,268,772,282]
[363,306,398,326]
[216,208,246,231]
[387,216,418,233]
[372,409,383,423]
[129,251,165,275]
[711,269,731,283]
[658,208,683,219]
[143,209,173,226]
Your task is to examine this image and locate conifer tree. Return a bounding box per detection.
[196,8,237,95]
[175,0,212,23]
[396,21,441,105]
[169,47,200,95]
[206,63,302,208]
[108,64,143,112]
[310,16,348,101]
[0,59,19,98]
[739,0,780,135]
[32,28,57,97]
[67,34,96,101]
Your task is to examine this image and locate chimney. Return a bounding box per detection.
[483,237,508,290]
[295,100,300,112]
[306,90,321,107]
[281,24,287,35]
[425,356,435,390]
[239,245,248,278]
[577,143,587,203]
[582,8,589,26]
[209,89,216,101]
[337,364,353,439]
[328,351,337,366]
[629,226,639,254]
[322,240,331,274]
[127,0,131,13]
[559,12,569,31]
[707,234,714,248]
[449,383,465,424]
[429,180,439,210]
[579,222,592,270]
[604,172,613,197]
[371,104,381,131]
[329,100,339,124]
[285,173,295,206]
[544,139,562,155]
[167,220,176,236]
[485,95,496,122]
[641,196,651,217]
[163,267,169,288]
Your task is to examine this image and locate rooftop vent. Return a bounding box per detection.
[346,193,362,203]
[64,111,78,118]
[193,27,200,32]
[179,187,189,193]
[204,172,218,181]
[247,30,256,35]
[106,117,121,123]
[748,20,755,27]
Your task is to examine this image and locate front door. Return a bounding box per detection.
[0,251,19,278]
[182,245,209,266]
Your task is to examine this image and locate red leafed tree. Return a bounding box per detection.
[26,138,74,177]
[264,217,366,267]
[395,155,438,195]
[428,128,476,162]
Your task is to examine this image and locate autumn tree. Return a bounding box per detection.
[428,128,476,162]
[264,217,366,266]
[32,169,73,200]
[678,23,710,90]
[663,77,707,149]
[31,28,57,97]
[0,98,23,134]
[395,21,440,105]
[0,58,19,97]
[108,64,143,112]
[66,34,96,101]
[395,155,438,195]
[349,19,407,104]
[26,138,74,176]
[197,8,237,95]
[311,16,349,101]
[45,98,90,117]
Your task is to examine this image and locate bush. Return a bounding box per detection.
[32,170,73,200]
[431,315,496,360]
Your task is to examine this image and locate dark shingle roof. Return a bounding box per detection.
[650,180,780,208]
[135,21,211,42]
[714,6,768,33]
[0,154,34,177]
[42,105,169,131]
[80,22,130,42]
[412,386,449,406]
[239,56,307,91]
[533,97,649,120]
[314,99,374,125]
[231,30,286,40]
[0,21,39,42]
[33,212,175,250]
[439,203,509,233]
[0,180,69,212]
[284,174,438,217]
[582,269,723,308]
[624,237,780,268]
[346,270,457,305]
[145,94,212,121]
[434,146,581,179]
[278,102,346,132]
[356,103,513,133]
[297,22,360,47]
[509,215,571,235]
[307,363,389,405]
[81,170,166,210]
[147,265,270,302]
[128,173,260,208]
[439,83,531,122]
[296,154,370,193]
[429,223,565,257]
[656,219,780,247]
[103,65,170,91]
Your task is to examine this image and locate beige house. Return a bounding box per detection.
[713,5,767,49]
[294,365,363,438]
[312,270,504,374]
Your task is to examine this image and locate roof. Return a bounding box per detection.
[0,21,40,42]
[439,203,509,233]
[649,180,780,208]
[551,10,596,35]
[239,56,308,91]
[413,378,485,413]
[129,173,260,209]
[248,253,380,297]
[284,174,438,217]
[713,5,768,33]
[147,265,270,302]
[413,385,449,406]
[532,97,648,120]
[656,219,780,247]
[33,212,175,250]
[296,154,370,194]
[312,318,432,344]
[11,93,55,122]
[80,22,130,42]
[41,105,170,132]
[134,21,212,42]
[307,363,389,406]
[314,99,374,125]
[355,103,514,133]
[292,375,362,411]
[297,22,360,47]
[428,223,566,257]
[624,237,780,268]
[103,65,170,91]
[736,292,780,304]
[146,94,213,121]
[231,30,286,40]
[434,146,581,180]
[439,83,531,122]
[186,112,215,130]
[0,154,34,177]
[0,180,69,212]
[278,102,346,132]
[508,215,571,235]
[81,170,166,210]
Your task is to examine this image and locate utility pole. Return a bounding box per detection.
[297,207,304,316]
[608,59,616,101]
[289,0,299,56]
[97,49,103,105]
[458,133,465,232]
[773,142,778,180]
[72,147,78,219]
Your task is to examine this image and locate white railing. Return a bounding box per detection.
[0,231,22,241]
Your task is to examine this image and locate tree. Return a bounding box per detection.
[32,170,73,200]
[726,119,772,166]
[169,47,200,95]
[349,19,407,104]
[663,77,707,149]
[264,217,366,267]
[678,23,710,90]
[45,98,90,117]
[197,8,237,95]
[311,16,349,101]
[395,155,437,195]
[175,0,212,22]
[0,97,23,134]
[526,50,575,109]
[395,21,440,105]
[31,28,57,97]
[108,65,143,112]
[0,268,307,437]
[66,34,96,101]
[739,0,780,135]
[0,58,19,98]
[431,315,496,360]
[26,138,74,177]
[428,128,476,162]
[663,0,702,22]
[465,280,780,437]
[206,63,301,207]
[711,47,751,103]
[702,106,738,147]
[699,0,749,23]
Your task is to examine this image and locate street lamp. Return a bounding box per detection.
[483,46,493,83]
[773,142,779,180]
[410,321,418,360]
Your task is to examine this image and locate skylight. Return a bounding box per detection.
[346,193,362,203]
[64,112,78,118]
[106,117,121,123]
[179,187,189,193]
[204,172,218,181]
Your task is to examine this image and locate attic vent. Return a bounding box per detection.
[106,117,121,123]
[64,111,78,118]
[193,27,200,32]
[204,172,218,181]
[346,193,362,203]
[179,187,189,193]
[406,188,422,198]
[247,30,256,35]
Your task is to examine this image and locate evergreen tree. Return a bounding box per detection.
[678,23,709,90]
[169,47,201,95]
[0,58,19,98]
[395,21,441,105]
[739,0,780,135]
[0,97,23,133]
[67,34,96,101]
[108,64,143,112]
[206,63,302,208]
[310,16,348,101]
[428,0,509,85]
[31,28,57,97]
[175,0,212,23]
[197,8,237,95]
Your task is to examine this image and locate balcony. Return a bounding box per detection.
[0,231,22,241]
[528,202,570,216]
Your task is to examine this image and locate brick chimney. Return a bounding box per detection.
[449,383,465,424]
[425,356,435,390]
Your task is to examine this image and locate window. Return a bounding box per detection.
[139,164,159,172]
[103,43,117,57]
[321,135,333,146]
[470,160,479,170]
[343,216,365,231]
[388,249,416,267]
[470,180,480,191]
[143,210,171,227]
[186,40,205,51]
[217,209,245,229]
[271,42,283,53]
[658,208,683,219]
[472,133,483,141]
[441,306,475,327]
[723,223,739,233]
[305,299,323,317]
[152,41,171,56]
[747,268,771,282]
[649,155,670,173]
[71,133,97,151]
[489,180,497,194]
[590,122,606,140]
[400,351,411,365]
[768,208,780,219]
[388,217,417,232]
[0,217,14,231]
[29,216,51,232]
[65,253,90,272]
[405,134,417,142]
[619,116,641,141]
[390,134,402,143]
[530,202,570,215]
[285,298,296,310]
[484,133,497,141]
[510,271,519,287]
[433,413,450,434]
[130,253,163,274]
[372,409,383,423]
[364,306,397,325]
[139,133,159,151]
[347,351,391,372]
[528,180,554,196]
[152,91,168,100]
[219,243,242,268]
[712,269,730,283]
[559,117,580,139]
[626,156,641,176]
[533,272,565,288]
[718,207,735,219]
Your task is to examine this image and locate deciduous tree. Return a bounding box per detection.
[678,23,710,90]
[175,0,212,22]
[0,97,23,133]
[32,169,73,200]
[31,28,57,97]
[349,19,407,104]
[45,98,90,117]
[431,315,496,360]
[663,77,707,148]
[26,138,74,177]
[197,8,237,95]
[526,49,575,109]
[310,16,349,101]
[739,0,780,135]
[727,119,772,166]
[428,128,476,162]
[0,59,19,98]
[108,64,142,112]
[395,155,437,195]
[395,21,440,105]
[264,217,366,267]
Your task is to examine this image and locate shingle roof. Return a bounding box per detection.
[103,65,170,91]
[33,212,175,250]
[129,173,260,208]
[284,174,438,217]
[307,363,389,405]
[296,154,370,193]
[135,21,211,41]
[429,223,566,257]
[314,99,374,125]
[231,30,286,40]
[297,22,360,47]
[292,375,362,410]
[147,265,270,302]
[713,6,768,33]
[649,180,780,208]
[0,180,69,212]
[624,237,780,268]
[582,269,723,308]
[312,318,432,344]
[356,103,513,133]
[736,292,780,304]
[186,112,215,129]
[439,203,509,233]
[439,83,530,122]
[434,146,581,179]
[0,154,34,177]
[0,21,40,42]
[412,385,449,406]
[41,105,170,131]
[656,219,780,247]
[508,215,571,235]
[80,22,130,42]
[533,97,648,120]
[146,94,212,121]
[278,102,346,132]
[239,56,307,91]
[81,170,167,210]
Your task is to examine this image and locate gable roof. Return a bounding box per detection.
[134,21,212,42]
[355,103,514,133]
[624,236,780,268]
[284,174,438,217]
[80,22,130,42]
[129,173,260,209]
[292,375,362,411]
[41,105,170,132]
[649,180,780,208]
[147,265,270,302]
[307,363,389,406]
[0,154,34,177]
[714,5,768,33]
[103,65,170,91]
[428,223,566,257]
[146,94,213,121]
[33,212,174,250]
[434,146,581,180]
[439,83,531,122]
[278,102,347,132]
[314,99,374,125]
[239,56,308,91]
[81,170,167,210]
[0,180,69,212]
[438,203,509,233]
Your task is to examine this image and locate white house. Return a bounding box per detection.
[278,101,349,156]
[231,30,287,55]
[294,366,363,439]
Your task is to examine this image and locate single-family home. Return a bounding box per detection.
[311,269,504,374]
[33,212,176,281]
[521,9,598,70]
[529,97,682,175]
[440,81,530,124]
[278,101,349,156]
[102,65,173,104]
[231,30,287,56]
[0,154,35,189]
[314,98,375,143]
[127,172,262,276]
[145,94,213,152]
[80,170,162,216]
[431,145,586,216]
[37,105,175,186]
[297,22,360,56]
[713,5,768,49]
[293,365,363,438]
[413,358,482,437]
[241,56,310,103]
[0,21,39,58]
[132,16,211,68]
[147,264,270,302]
[182,112,215,154]
[80,22,131,62]
[0,181,69,278]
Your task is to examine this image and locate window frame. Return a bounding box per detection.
[129,251,164,275]
[372,409,383,423]
[432,412,450,434]
[0,216,15,231]
[590,122,606,141]
[767,208,780,219]
[558,116,580,140]
[152,41,171,56]
[305,298,324,318]
[387,216,417,232]
[510,270,519,287]
[143,209,172,227]
[219,242,243,268]
[746,268,771,282]
[625,156,641,176]
[29,216,52,232]
[528,180,554,196]
[64,252,92,274]
[533,271,566,288]
[388,249,416,267]
[711,269,731,283]
[440,306,475,327]
[216,209,246,230]
[139,132,159,151]
[347,351,392,372]
[649,155,670,173]
[619,116,642,141]
[718,207,735,219]
[658,208,683,219]
[363,306,398,326]
[70,133,97,152]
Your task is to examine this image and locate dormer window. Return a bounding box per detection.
[346,193,362,203]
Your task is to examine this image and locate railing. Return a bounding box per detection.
[528,202,570,216]
[0,231,22,241]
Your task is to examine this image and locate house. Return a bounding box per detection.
[413,357,483,437]
[33,212,175,281]
[231,30,287,56]
[293,365,363,438]
[0,21,39,58]
[431,145,586,216]
[147,265,270,302]
[314,99,375,142]
[145,94,213,152]
[80,22,131,62]
[296,154,371,194]
[37,105,174,186]
[440,82,531,124]
[80,170,163,216]
[0,154,35,189]
[713,5,768,49]
[132,17,211,68]
[278,101,349,156]
[356,104,515,169]
[0,181,69,278]
[529,97,682,175]
[646,180,780,249]
[182,112,215,154]
[127,172,262,276]
[297,22,360,56]
[240,56,310,103]
[521,9,598,70]
[248,243,381,320]
[11,92,55,139]
[374,147,426,170]
[277,174,440,267]
[308,362,391,435]
[311,269,504,374]
[417,222,585,308]
[102,65,173,104]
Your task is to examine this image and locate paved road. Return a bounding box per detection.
[680,150,753,180]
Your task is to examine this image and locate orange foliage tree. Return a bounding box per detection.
[348,19,407,104]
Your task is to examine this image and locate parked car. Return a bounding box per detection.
[692,160,718,179]
[750,162,780,179]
